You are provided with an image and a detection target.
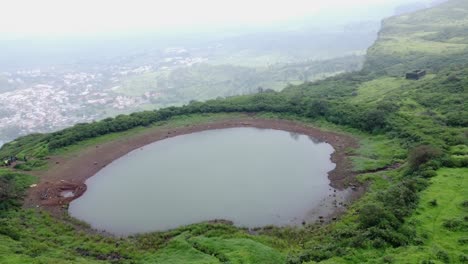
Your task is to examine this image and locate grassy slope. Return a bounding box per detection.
[0,206,292,264]
[302,168,467,264]
[329,168,468,264]
[365,0,468,75]
[386,168,468,263]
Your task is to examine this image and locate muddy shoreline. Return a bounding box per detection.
[24,117,359,219]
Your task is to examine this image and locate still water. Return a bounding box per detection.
[69,128,339,235]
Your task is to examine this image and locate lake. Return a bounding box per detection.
[69,127,347,235]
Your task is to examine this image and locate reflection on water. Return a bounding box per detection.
[289,132,300,140]
[70,127,341,235]
[308,135,323,144]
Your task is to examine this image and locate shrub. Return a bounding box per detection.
[378,179,424,220]
[446,155,468,168]
[436,249,450,263]
[462,200,468,207]
[442,218,467,231]
[358,203,400,229]
[460,254,468,263]
[458,237,468,245]
[420,169,437,178]
[0,220,21,240]
[383,255,395,263]
[408,145,442,170]
[0,172,34,211]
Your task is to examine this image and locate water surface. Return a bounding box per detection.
[70,128,342,235]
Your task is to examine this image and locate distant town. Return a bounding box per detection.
[0,48,207,143]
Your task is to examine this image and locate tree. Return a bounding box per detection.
[0,174,20,211]
[362,109,388,132]
[407,145,442,170]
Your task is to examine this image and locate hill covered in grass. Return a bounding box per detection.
[365,0,468,75]
[0,0,467,263]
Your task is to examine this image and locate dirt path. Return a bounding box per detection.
[23,117,359,216]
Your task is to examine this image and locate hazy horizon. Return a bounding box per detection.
[1,0,437,39]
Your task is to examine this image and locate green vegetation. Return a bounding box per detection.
[50,113,246,157]
[365,0,468,75]
[0,1,467,263]
[113,56,363,108]
[0,169,35,212]
[365,168,468,263]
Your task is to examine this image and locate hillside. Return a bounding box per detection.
[1,1,467,263]
[365,0,468,75]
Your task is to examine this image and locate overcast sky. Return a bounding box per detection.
[1,0,429,37]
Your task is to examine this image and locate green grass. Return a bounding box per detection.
[144,235,220,264]
[0,209,291,264]
[350,77,410,104]
[309,168,468,264]
[0,168,36,185]
[371,36,467,56]
[189,236,287,264]
[377,168,468,263]
[147,234,287,264]
[351,136,406,172]
[365,0,468,74]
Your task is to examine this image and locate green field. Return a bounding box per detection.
[385,168,468,263]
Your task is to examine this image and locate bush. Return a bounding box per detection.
[462,201,468,207]
[383,255,395,263]
[358,203,400,229]
[445,155,468,168]
[0,172,35,211]
[442,218,467,231]
[460,254,468,263]
[420,169,437,178]
[0,220,21,240]
[378,179,424,220]
[458,237,468,245]
[436,249,450,263]
[0,174,21,210]
[408,145,442,170]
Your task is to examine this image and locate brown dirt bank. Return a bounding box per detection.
[24,117,359,216]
